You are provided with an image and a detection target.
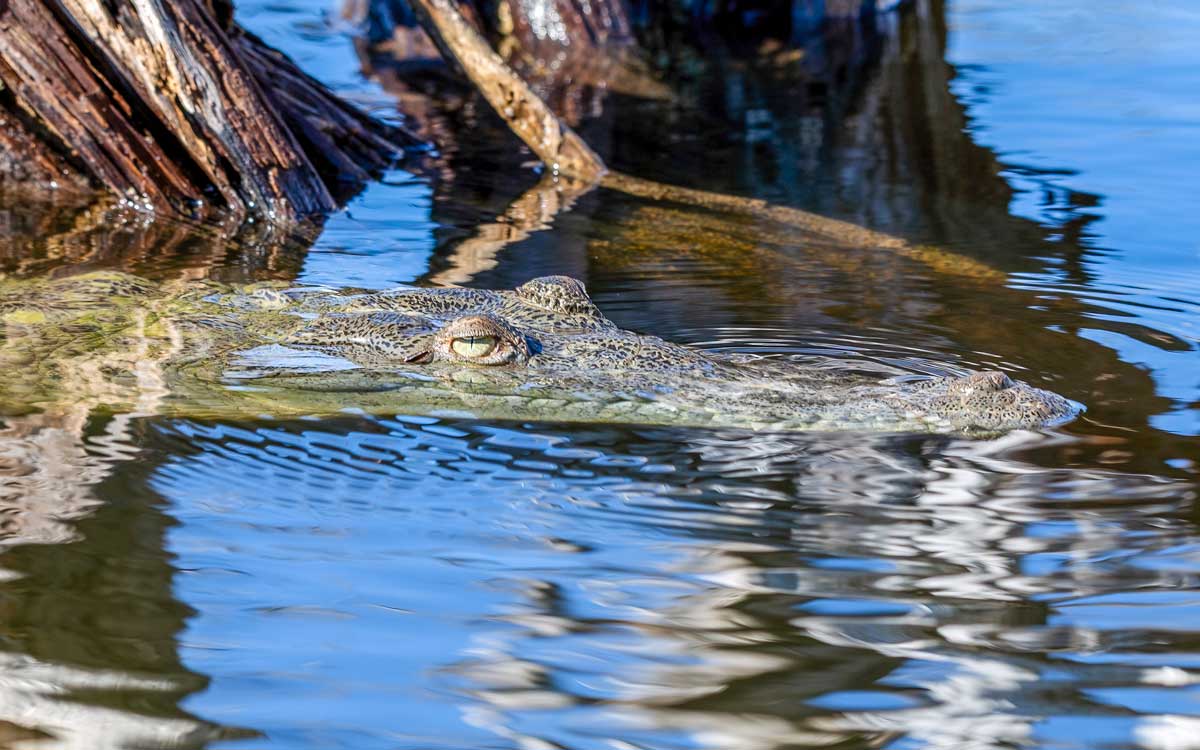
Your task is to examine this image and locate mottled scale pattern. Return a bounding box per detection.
[342,288,503,318]
[251,275,1078,434]
[0,272,1080,435]
[289,312,437,363]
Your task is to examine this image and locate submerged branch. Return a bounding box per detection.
[404,0,1006,283]
[600,173,1006,283]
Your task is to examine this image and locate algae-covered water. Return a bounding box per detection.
[0,0,1197,748]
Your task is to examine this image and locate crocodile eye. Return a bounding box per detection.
[431,314,531,366]
[451,335,498,359]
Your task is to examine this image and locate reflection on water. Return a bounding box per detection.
[5,415,1191,748]
[0,412,223,748]
[0,191,314,283]
[943,1,1200,438]
[0,0,1197,747]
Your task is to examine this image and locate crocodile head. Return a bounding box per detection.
[220,275,1081,435]
[0,272,1079,434]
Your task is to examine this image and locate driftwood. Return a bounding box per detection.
[0,0,418,224]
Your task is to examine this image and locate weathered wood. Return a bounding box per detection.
[235,33,418,202]
[0,100,91,189]
[405,0,609,182]
[0,0,417,224]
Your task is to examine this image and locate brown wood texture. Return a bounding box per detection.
[0,0,417,224]
[405,0,608,182]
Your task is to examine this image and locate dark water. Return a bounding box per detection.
[0,0,1198,747]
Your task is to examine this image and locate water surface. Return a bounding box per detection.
[0,0,1197,748]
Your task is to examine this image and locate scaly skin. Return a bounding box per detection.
[0,272,1080,434]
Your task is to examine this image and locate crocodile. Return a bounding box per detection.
[0,272,1080,435]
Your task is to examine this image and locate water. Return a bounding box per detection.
[0,0,1198,747]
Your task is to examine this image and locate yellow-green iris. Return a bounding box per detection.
[451,335,498,358]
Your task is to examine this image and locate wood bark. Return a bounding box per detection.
[0,0,418,224]
[405,0,609,182]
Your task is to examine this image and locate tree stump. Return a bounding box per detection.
[0,0,420,224]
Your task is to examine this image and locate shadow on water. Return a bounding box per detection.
[0,0,1197,747]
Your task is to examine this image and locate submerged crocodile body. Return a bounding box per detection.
[0,272,1079,435]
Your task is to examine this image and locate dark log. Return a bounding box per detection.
[0,0,420,224]
[351,0,665,132]
[353,0,632,53]
[0,100,92,189]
